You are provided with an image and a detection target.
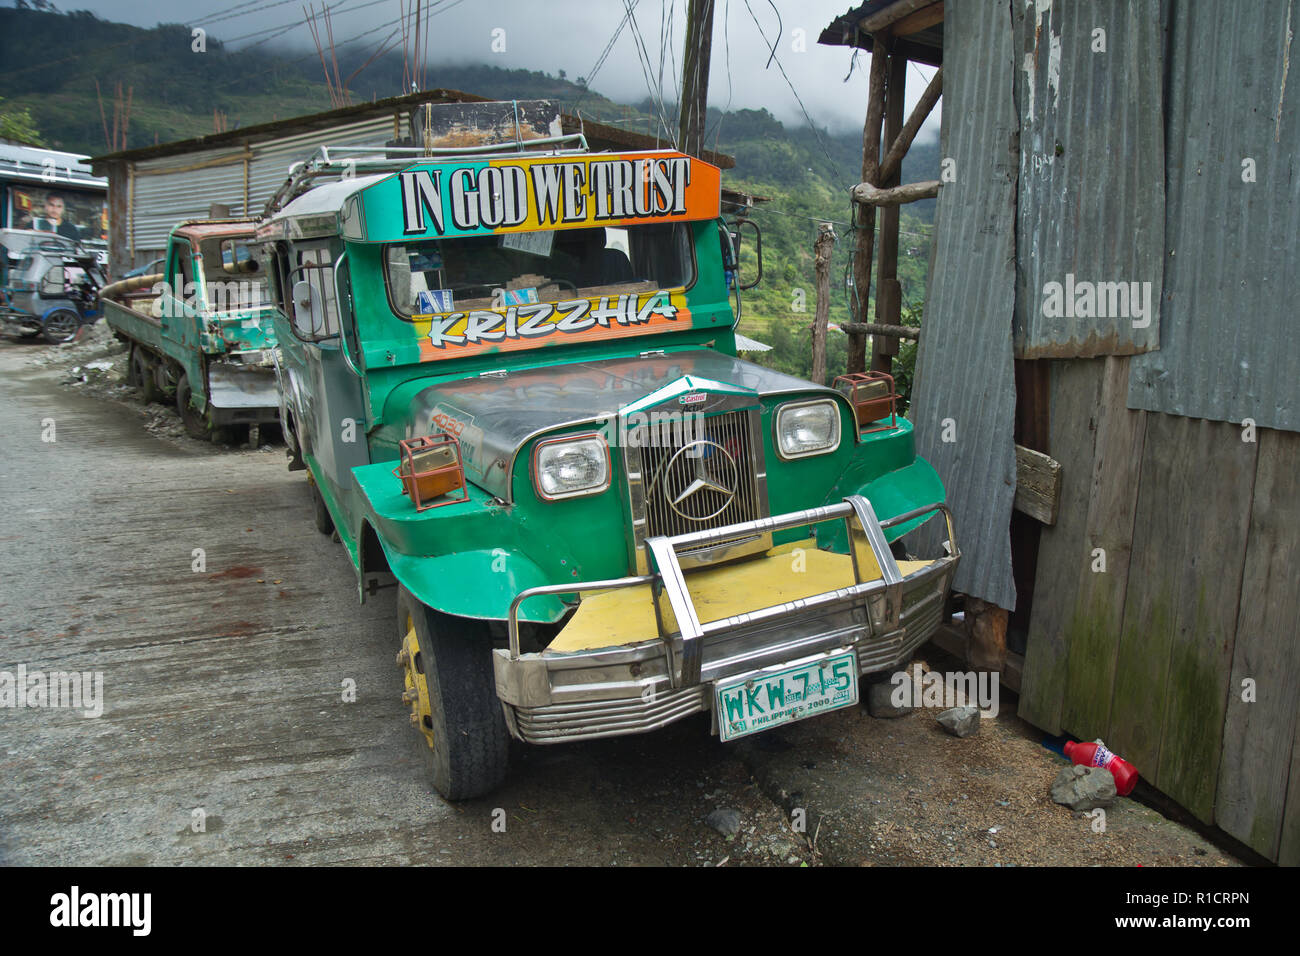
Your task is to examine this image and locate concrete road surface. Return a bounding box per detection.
[0,336,1240,867]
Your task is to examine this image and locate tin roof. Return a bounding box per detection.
[90,90,734,171]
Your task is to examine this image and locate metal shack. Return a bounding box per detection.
[88,90,735,279]
[821,0,1300,863]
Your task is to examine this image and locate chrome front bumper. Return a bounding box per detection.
[492,496,959,744]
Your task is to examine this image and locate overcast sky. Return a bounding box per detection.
[79,0,939,140]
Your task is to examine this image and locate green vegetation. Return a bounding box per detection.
[0,6,936,385]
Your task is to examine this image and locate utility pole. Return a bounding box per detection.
[678,0,715,157]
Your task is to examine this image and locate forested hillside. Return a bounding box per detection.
[1,5,937,384]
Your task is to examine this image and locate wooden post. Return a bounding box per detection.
[878,65,942,184]
[849,38,889,375]
[811,222,836,385]
[872,52,907,374]
[678,0,716,158]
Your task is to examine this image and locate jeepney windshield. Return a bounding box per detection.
[385,222,693,318]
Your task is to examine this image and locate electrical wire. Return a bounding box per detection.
[739,0,847,188]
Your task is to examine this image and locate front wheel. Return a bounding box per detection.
[396,586,509,800]
[175,373,214,440]
[42,310,80,345]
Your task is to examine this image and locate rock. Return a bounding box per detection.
[937,705,981,737]
[705,807,742,837]
[1050,764,1117,811]
[866,678,913,718]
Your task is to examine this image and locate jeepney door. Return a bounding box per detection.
[285,242,370,487]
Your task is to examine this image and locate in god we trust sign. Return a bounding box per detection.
[348,151,721,241]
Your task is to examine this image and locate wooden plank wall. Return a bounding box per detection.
[1018,356,1300,862]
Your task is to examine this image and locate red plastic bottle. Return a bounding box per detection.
[1064,741,1139,796]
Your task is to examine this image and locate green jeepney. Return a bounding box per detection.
[258,130,959,800]
[100,219,280,442]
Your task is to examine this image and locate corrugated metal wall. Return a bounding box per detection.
[1012,0,1165,358]
[246,115,400,217]
[128,114,404,257]
[131,148,247,252]
[1127,0,1300,432]
[911,0,1020,611]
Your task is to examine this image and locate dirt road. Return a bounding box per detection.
[0,332,1241,867]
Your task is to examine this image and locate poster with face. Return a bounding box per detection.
[11,187,108,242]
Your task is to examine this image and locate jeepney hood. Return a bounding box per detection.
[397,349,842,500]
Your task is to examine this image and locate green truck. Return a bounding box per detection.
[100,218,280,442]
[258,130,959,800]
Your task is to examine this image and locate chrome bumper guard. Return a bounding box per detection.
[492,496,959,744]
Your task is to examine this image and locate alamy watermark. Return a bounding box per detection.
[148,277,268,316]
[889,664,1000,716]
[0,664,103,718]
[1041,274,1153,329]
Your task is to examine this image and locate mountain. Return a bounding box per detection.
[0,5,937,384]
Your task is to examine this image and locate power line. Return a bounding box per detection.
[573,5,636,114]
[622,0,675,142]
[739,0,847,188]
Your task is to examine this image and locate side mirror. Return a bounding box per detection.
[730,219,763,291]
[292,279,323,337]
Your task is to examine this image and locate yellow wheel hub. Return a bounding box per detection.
[401,618,435,750]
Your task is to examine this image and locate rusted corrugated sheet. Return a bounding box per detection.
[1013,0,1165,358]
[1127,0,1300,433]
[910,0,1019,610]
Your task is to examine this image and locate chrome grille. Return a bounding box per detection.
[634,408,764,553]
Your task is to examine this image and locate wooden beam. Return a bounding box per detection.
[859,0,934,33]
[852,179,941,205]
[1014,443,1062,525]
[838,321,919,339]
[893,1,944,36]
[878,65,943,184]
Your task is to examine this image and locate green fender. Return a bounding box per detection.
[821,457,947,552]
[380,544,569,624]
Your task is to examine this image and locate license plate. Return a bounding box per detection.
[715,650,859,742]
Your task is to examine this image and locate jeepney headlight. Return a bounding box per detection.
[533,434,610,500]
[775,399,841,459]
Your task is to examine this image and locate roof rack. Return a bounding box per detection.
[262,133,590,218]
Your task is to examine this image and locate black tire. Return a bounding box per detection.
[396,586,509,801]
[175,373,210,440]
[42,310,79,345]
[131,348,160,404]
[310,479,334,535]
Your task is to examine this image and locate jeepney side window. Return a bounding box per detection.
[293,244,339,339]
[383,222,695,320]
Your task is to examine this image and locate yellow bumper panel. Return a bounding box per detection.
[546,539,933,654]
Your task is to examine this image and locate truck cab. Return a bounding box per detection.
[100,219,280,442]
[259,133,959,800]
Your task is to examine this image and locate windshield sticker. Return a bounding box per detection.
[501,287,539,305]
[501,230,555,257]
[417,289,454,313]
[413,290,689,359]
